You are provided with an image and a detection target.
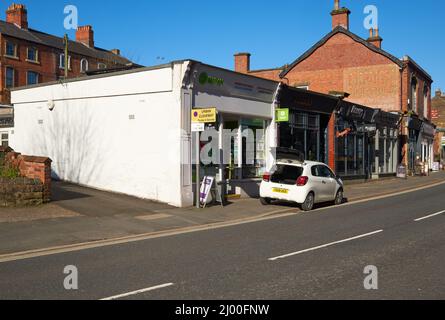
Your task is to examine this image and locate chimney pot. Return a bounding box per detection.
[6,3,28,29]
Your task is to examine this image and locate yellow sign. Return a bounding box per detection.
[192,108,217,123]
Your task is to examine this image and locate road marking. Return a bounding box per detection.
[1,179,445,263]
[100,283,174,300]
[269,230,384,261]
[414,210,445,222]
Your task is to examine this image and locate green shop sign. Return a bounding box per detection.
[198,72,224,86]
[275,108,289,122]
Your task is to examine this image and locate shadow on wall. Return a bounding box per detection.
[31,98,110,187]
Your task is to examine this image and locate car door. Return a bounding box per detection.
[310,165,330,202]
[319,165,337,200]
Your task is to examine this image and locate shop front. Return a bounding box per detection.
[407,116,436,172]
[335,101,400,179]
[275,86,339,164]
[189,62,279,200]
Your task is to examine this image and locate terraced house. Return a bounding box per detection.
[234,0,435,176]
[0,3,134,104]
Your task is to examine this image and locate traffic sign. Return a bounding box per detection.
[192,108,217,123]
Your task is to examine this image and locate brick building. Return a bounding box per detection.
[432,89,445,163]
[234,0,434,175]
[0,3,134,104]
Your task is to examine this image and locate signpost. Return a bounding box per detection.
[192,108,218,208]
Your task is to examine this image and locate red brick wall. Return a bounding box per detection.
[6,152,52,202]
[0,34,123,104]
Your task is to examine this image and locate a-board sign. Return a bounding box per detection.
[199,176,215,206]
[396,165,407,179]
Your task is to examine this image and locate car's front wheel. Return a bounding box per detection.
[301,192,314,211]
[260,197,272,205]
[334,189,344,205]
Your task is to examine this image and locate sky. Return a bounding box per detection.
[1,0,444,91]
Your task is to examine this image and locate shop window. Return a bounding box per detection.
[241,118,266,179]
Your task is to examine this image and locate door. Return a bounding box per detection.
[317,165,337,201]
[311,165,330,202]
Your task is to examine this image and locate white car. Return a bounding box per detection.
[259,160,344,211]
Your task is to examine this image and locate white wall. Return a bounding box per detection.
[11,63,192,207]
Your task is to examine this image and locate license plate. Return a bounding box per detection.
[272,188,288,194]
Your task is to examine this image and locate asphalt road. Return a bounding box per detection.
[1,183,445,300]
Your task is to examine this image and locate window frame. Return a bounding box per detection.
[59,53,72,70]
[26,47,39,63]
[27,71,39,85]
[5,66,15,89]
[80,58,89,73]
[5,41,18,58]
[0,132,9,148]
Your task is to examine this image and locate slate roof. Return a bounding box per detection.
[0,20,133,65]
[279,26,405,78]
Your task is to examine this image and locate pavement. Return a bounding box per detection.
[0,175,444,299]
[0,172,444,256]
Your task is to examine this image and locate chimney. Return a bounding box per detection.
[367,28,383,49]
[6,3,28,29]
[436,89,442,98]
[111,49,121,56]
[76,25,94,48]
[234,53,251,74]
[331,0,350,30]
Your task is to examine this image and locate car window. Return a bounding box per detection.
[319,165,333,178]
[271,165,304,185]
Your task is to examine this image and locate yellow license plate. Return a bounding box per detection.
[272,188,289,194]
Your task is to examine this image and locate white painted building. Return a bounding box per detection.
[11,60,280,207]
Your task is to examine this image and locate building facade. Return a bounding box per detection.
[10,60,280,207]
[233,0,433,175]
[0,3,134,104]
[432,89,445,164]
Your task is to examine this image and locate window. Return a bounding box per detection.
[80,58,89,73]
[423,87,429,119]
[27,71,39,85]
[411,77,418,113]
[97,63,107,70]
[5,67,14,88]
[271,165,303,185]
[5,41,17,57]
[0,133,8,147]
[59,54,71,69]
[27,47,38,62]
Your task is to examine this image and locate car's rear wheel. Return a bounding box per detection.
[334,189,344,205]
[260,197,272,205]
[301,192,314,211]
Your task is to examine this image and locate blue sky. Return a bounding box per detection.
[1,0,443,91]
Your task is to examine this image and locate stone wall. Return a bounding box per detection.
[0,177,44,207]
